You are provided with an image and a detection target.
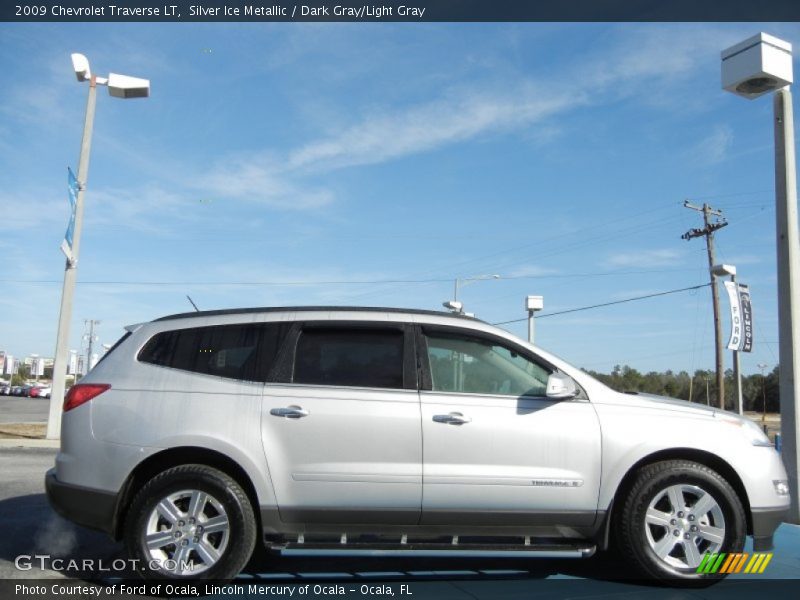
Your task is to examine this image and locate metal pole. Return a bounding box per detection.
[703,206,726,410]
[46,77,97,440]
[85,319,99,372]
[527,311,535,344]
[731,272,743,415]
[774,87,800,524]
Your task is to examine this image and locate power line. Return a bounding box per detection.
[0,268,710,287]
[492,283,711,326]
[688,189,772,201]
[344,203,686,302]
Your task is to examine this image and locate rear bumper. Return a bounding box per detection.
[45,469,118,537]
[751,507,789,551]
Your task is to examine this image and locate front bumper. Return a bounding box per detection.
[45,468,118,536]
[751,506,789,551]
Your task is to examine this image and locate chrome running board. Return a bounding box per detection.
[275,537,596,559]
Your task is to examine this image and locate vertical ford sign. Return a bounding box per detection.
[724,281,753,353]
[60,167,79,264]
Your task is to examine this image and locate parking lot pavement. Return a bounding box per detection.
[0,396,49,423]
[1,447,798,597]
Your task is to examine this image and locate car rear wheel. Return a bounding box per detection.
[125,464,257,580]
[615,459,746,583]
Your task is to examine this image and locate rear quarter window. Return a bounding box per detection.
[138,323,288,382]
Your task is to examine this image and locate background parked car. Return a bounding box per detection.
[29,385,52,398]
[0,384,10,395]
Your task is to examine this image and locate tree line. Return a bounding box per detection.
[4,357,782,414]
[582,364,780,413]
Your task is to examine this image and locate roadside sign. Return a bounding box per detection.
[60,167,79,264]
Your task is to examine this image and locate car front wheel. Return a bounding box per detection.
[615,459,746,583]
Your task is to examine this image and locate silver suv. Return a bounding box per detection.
[46,306,789,583]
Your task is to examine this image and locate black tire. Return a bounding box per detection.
[124,464,257,580]
[614,459,746,584]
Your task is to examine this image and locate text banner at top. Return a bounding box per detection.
[4,0,800,22]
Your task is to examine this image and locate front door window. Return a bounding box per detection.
[425,332,549,397]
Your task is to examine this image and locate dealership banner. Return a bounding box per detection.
[724,282,753,353]
[739,284,753,352]
[60,167,78,264]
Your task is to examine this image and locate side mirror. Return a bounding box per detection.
[546,372,579,399]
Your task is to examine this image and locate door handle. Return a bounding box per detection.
[270,405,310,419]
[433,412,471,425]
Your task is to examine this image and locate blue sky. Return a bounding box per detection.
[1,22,798,375]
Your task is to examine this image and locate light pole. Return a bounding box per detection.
[525,295,544,344]
[453,274,500,303]
[443,274,500,315]
[46,54,149,440]
[722,32,800,523]
[713,263,742,414]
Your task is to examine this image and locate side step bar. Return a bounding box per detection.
[276,541,596,559]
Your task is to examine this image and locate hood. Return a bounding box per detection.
[618,391,720,417]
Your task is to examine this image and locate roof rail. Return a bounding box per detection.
[153,305,485,323]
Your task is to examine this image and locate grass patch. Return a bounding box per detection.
[0,423,47,439]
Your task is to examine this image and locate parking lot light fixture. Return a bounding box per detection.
[46,54,149,440]
[722,33,800,523]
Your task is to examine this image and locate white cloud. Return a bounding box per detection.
[687,125,734,166]
[199,157,334,210]
[606,248,684,268]
[0,190,65,232]
[0,24,763,228]
[197,24,748,209]
[287,89,575,172]
[507,265,560,278]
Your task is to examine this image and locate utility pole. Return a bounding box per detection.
[682,201,728,410]
[84,319,100,374]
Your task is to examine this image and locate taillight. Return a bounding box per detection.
[63,384,111,412]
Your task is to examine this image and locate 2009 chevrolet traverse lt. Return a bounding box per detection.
[46,306,789,582]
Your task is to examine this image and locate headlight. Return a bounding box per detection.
[716,414,773,447]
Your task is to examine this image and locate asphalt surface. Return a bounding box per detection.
[1,447,798,599]
[0,396,49,423]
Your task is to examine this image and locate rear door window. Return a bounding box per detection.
[139,323,288,382]
[293,327,405,389]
